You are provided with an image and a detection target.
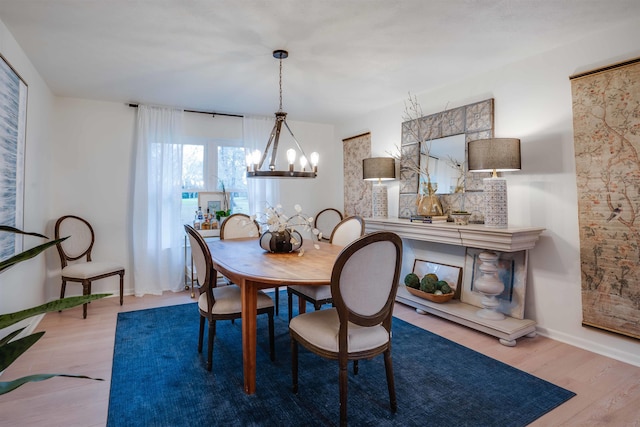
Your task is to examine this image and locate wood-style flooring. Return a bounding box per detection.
[1,291,639,426]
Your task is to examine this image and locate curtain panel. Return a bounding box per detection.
[243,115,279,215]
[132,105,185,296]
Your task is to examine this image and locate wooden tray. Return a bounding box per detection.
[405,286,454,303]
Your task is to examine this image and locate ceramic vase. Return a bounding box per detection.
[259,229,303,253]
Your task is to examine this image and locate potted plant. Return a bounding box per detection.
[0,225,108,395]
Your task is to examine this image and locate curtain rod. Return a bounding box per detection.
[127,103,243,118]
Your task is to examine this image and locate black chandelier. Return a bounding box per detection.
[246,50,318,178]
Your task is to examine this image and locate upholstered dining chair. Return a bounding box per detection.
[289,231,402,426]
[54,215,125,319]
[220,213,261,240]
[185,224,275,371]
[287,215,365,321]
[218,213,283,314]
[314,208,343,242]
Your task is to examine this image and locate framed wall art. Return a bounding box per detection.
[198,191,229,215]
[461,248,528,319]
[0,53,28,263]
[412,259,462,299]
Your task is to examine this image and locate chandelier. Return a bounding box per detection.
[246,50,318,178]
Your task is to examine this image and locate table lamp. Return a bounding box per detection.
[363,157,396,218]
[468,138,521,228]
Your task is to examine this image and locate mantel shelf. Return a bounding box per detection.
[364,217,545,252]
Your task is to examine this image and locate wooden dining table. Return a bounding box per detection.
[206,237,344,395]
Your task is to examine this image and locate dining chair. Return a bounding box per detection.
[185,224,275,371]
[287,215,365,321]
[220,213,261,240]
[314,208,343,242]
[289,231,402,426]
[54,215,125,319]
[219,213,283,314]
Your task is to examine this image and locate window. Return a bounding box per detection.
[181,138,248,225]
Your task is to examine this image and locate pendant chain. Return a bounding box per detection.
[278,58,283,112]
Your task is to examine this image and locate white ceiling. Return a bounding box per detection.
[1,0,638,124]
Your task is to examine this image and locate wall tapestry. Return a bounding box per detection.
[0,53,28,263]
[343,132,371,217]
[570,57,640,340]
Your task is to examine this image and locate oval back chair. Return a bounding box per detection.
[54,215,125,319]
[289,231,403,426]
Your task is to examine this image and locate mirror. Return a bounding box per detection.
[420,134,466,194]
[398,98,495,218]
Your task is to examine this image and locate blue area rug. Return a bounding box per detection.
[107,292,575,426]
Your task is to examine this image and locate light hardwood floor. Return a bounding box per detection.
[1,291,639,426]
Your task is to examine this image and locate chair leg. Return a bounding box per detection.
[198,316,205,353]
[207,319,216,371]
[268,310,275,362]
[291,338,299,394]
[339,356,349,426]
[384,349,397,413]
[353,360,359,375]
[287,289,293,322]
[59,280,67,312]
[274,286,279,316]
[119,271,124,305]
[82,280,90,319]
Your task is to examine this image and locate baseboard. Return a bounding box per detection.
[536,326,640,367]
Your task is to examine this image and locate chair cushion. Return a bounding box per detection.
[198,286,274,315]
[289,284,332,301]
[289,308,389,353]
[61,261,124,279]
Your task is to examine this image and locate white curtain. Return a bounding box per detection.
[132,105,185,296]
[243,115,279,213]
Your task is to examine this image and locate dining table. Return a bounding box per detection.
[206,237,344,395]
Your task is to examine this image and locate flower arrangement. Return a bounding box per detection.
[251,203,321,254]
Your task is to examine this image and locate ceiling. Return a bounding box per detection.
[0,0,638,124]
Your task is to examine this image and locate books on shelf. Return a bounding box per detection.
[410,215,448,223]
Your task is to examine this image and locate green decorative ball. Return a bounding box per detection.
[440,283,452,294]
[404,273,420,289]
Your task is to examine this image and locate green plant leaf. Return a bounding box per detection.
[0,373,104,395]
[0,331,45,372]
[0,327,26,347]
[0,294,111,330]
[0,237,68,273]
[0,226,48,239]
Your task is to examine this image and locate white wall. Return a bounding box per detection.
[0,19,55,313]
[335,20,640,366]
[45,99,339,299]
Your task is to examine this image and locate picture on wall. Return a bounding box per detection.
[342,132,371,217]
[461,248,528,319]
[0,54,28,263]
[570,57,640,340]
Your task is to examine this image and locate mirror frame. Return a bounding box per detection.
[398,98,494,218]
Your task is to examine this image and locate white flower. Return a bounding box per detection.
[252,203,321,251]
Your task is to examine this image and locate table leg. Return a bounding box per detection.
[241,280,258,394]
